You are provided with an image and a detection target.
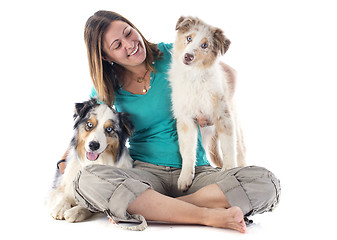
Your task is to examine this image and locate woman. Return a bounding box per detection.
[59,10,280,233]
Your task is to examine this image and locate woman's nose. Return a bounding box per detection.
[122,38,134,49]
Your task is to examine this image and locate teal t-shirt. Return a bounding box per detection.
[90,42,209,168]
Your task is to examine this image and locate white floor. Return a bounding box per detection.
[9,198,333,240]
[1,0,337,239]
[4,180,333,240]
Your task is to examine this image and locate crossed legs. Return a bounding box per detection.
[75,164,280,233]
[127,184,246,233]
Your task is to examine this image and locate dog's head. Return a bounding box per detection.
[174,16,231,67]
[72,98,134,164]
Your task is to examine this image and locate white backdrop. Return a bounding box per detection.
[1,0,336,239]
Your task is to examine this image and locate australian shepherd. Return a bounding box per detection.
[169,16,246,191]
[48,98,134,222]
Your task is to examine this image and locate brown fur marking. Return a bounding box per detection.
[212,28,231,55]
[176,16,198,33]
[104,120,114,129]
[76,127,91,160]
[104,119,115,136]
[77,116,98,160]
[209,132,223,168]
[180,122,189,133]
[85,116,98,131]
[195,48,217,68]
[105,137,119,162]
[211,94,233,136]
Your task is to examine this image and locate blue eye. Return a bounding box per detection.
[201,42,208,49]
[187,36,192,42]
[106,127,113,133]
[87,122,93,128]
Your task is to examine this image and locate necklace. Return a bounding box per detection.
[136,69,150,94]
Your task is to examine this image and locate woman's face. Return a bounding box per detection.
[102,20,146,69]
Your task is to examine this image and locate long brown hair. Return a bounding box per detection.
[84,10,162,105]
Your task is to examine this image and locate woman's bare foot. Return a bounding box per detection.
[203,206,247,233]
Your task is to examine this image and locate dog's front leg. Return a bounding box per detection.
[50,193,73,220]
[176,118,198,191]
[64,205,94,222]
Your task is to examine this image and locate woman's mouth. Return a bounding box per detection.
[128,43,139,57]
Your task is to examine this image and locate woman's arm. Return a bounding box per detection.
[57,149,69,174]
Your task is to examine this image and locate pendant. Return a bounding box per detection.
[136,77,144,83]
[143,87,148,94]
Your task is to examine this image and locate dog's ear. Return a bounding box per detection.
[213,28,231,55]
[175,16,197,33]
[119,112,134,137]
[74,102,86,119]
[73,98,97,119]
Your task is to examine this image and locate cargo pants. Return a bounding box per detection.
[74,161,281,230]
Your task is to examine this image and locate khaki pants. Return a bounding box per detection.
[74,161,280,230]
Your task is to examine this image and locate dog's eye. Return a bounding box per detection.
[187,36,192,42]
[87,122,93,129]
[201,42,208,49]
[106,127,113,133]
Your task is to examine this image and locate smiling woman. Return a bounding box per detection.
[84,11,162,104]
[103,22,146,65]
[55,10,281,233]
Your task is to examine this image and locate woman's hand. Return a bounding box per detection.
[57,149,69,174]
[58,161,66,174]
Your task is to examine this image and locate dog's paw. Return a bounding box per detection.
[50,201,72,220]
[64,206,93,223]
[177,171,195,191]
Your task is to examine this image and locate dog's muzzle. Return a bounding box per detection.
[89,141,100,151]
[184,53,194,65]
[86,141,101,161]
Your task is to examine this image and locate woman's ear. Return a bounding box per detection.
[102,57,114,66]
[101,54,110,62]
[101,51,112,62]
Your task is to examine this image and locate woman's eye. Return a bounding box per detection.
[106,127,113,133]
[201,42,208,49]
[87,122,93,128]
[187,36,192,42]
[115,42,121,49]
[126,29,132,37]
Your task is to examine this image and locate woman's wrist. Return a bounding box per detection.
[57,159,66,174]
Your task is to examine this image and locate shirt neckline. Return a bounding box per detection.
[118,71,154,96]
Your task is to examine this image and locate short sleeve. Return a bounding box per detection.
[90,87,97,98]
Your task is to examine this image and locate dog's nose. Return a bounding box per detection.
[89,141,100,151]
[184,53,194,63]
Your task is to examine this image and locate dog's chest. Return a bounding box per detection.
[171,69,223,118]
